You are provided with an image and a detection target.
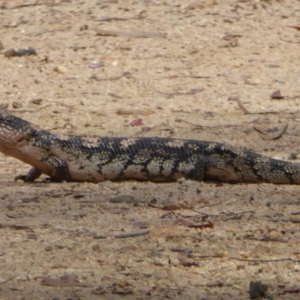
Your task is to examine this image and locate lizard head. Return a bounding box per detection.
[0,110,33,148]
[0,111,55,175]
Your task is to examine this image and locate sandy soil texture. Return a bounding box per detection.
[1,0,300,299]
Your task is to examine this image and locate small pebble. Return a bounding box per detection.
[54,65,69,74]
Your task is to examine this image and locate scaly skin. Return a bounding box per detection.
[0,110,300,183]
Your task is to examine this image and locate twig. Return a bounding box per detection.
[245,235,288,243]
[175,119,239,130]
[194,255,300,263]
[0,223,33,231]
[191,209,254,218]
[270,218,300,223]
[154,88,203,97]
[280,228,300,233]
[90,72,130,81]
[92,234,107,239]
[167,74,210,79]
[190,209,219,217]
[115,230,149,238]
[93,230,149,239]
[197,281,232,287]
[175,218,214,229]
[37,276,92,288]
[96,29,165,38]
[236,98,287,114]
[236,98,251,114]
[253,124,288,140]
[98,16,143,22]
[7,105,51,114]
[279,287,300,295]
[230,257,300,263]
[11,1,43,9]
[0,275,18,285]
[279,37,300,44]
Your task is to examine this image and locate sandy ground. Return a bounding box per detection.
[1,0,300,299]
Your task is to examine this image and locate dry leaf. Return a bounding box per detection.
[142,126,151,132]
[130,118,143,126]
[271,90,284,100]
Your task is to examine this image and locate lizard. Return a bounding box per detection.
[0,110,300,184]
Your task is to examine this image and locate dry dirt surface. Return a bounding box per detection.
[1,0,300,299]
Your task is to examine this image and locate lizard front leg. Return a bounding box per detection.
[15,156,71,182]
[15,167,43,182]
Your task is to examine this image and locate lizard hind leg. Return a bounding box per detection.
[203,157,240,183]
[178,158,206,181]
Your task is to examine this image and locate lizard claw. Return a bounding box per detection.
[14,174,33,182]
